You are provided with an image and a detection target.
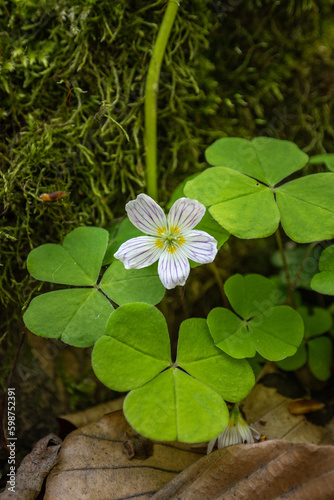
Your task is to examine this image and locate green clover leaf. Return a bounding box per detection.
[24,227,165,347]
[184,137,334,243]
[92,303,255,443]
[205,137,308,186]
[27,226,109,286]
[207,274,304,361]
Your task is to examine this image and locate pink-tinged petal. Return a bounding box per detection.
[158,249,190,289]
[180,230,218,264]
[167,198,206,233]
[114,236,163,269]
[126,194,167,236]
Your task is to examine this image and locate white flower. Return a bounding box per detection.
[207,408,260,454]
[114,194,218,289]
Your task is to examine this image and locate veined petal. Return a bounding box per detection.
[167,198,206,233]
[158,248,190,289]
[126,193,167,236]
[114,236,163,269]
[180,230,218,264]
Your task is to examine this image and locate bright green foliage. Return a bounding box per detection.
[276,175,334,242]
[124,369,229,443]
[224,273,278,318]
[176,318,255,402]
[277,306,333,380]
[27,227,109,285]
[92,304,171,391]
[311,245,334,295]
[310,154,334,172]
[23,289,113,348]
[92,304,255,443]
[207,274,304,360]
[24,227,165,347]
[205,137,308,186]
[100,261,165,305]
[184,138,334,243]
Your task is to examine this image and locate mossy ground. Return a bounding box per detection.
[1,0,334,477]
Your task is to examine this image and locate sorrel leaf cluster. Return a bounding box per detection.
[23,136,334,445]
[92,303,255,442]
[23,227,165,347]
[184,137,334,242]
[207,274,304,360]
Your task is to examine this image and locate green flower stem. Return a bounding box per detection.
[275,228,296,308]
[145,1,181,200]
[292,242,317,289]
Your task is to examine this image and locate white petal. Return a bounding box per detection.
[207,437,217,454]
[126,193,167,236]
[167,198,206,233]
[158,249,190,289]
[180,230,218,264]
[114,236,163,269]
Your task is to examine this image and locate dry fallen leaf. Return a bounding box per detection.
[1,434,62,500]
[152,439,334,500]
[242,383,326,444]
[44,410,204,499]
[58,397,124,429]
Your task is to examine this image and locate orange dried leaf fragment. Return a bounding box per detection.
[288,398,325,415]
[40,191,69,201]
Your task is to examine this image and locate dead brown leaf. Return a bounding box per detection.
[58,397,124,429]
[242,383,326,444]
[44,410,204,500]
[152,439,334,500]
[1,434,61,500]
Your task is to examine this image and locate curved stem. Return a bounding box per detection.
[144,1,181,201]
[275,228,296,308]
[292,242,317,289]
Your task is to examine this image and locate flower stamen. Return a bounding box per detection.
[155,239,164,249]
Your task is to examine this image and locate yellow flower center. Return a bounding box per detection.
[155,226,186,253]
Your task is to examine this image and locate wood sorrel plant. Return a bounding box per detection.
[23,136,334,444]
